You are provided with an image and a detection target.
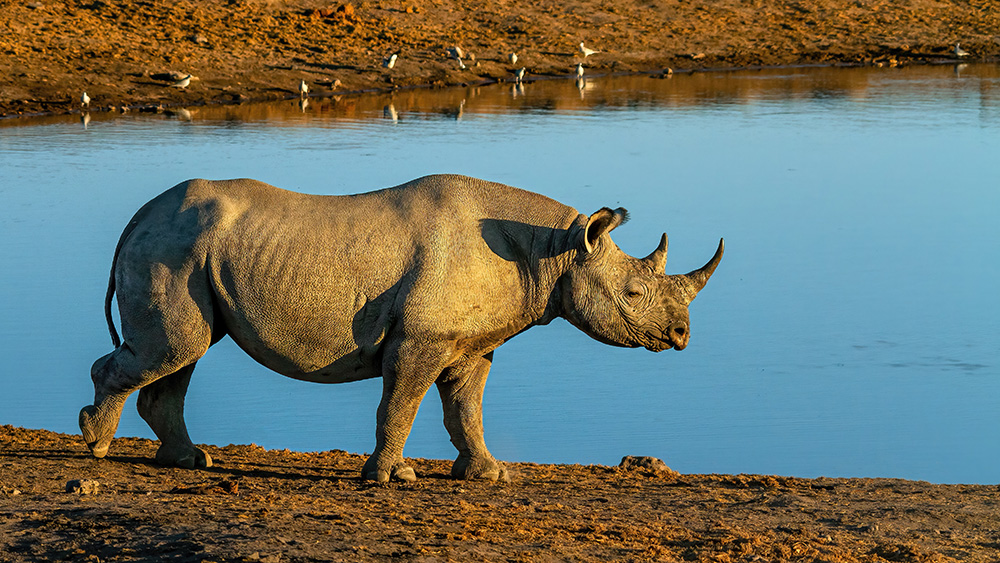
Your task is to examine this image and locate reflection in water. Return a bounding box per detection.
[383,103,398,122]
[5,64,1000,129]
[1,64,998,484]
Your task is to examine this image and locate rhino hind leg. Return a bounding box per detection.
[136,363,212,469]
[81,287,213,461]
[79,351,131,459]
[80,343,208,461]
[437,353,509,482]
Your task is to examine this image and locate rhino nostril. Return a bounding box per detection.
[670,323,687,339]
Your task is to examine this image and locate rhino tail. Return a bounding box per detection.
[105,218,141,349]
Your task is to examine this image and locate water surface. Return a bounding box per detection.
[1,64,998,483]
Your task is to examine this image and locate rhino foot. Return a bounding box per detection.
[154,444,213,469]
[452,455,510,482]
[79,405,115,459]
[362,461,417,483]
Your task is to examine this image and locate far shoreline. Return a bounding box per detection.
[3,0,997,119]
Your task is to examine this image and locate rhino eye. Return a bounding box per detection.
[625,282,645,300]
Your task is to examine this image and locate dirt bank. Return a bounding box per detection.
[1,426,998,562]
[2,0,999,118]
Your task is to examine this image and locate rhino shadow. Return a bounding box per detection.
[479,218,576,290]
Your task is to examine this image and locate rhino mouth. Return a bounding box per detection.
[644,332,687,352]
[644,341,675,353]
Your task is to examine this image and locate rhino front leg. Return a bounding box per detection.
[136,363,212,469]
[436,352,509,482]
[361,339,447,483]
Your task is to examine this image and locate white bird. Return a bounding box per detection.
[576,63,584,78]
[579,42,599,58]
[954,43,969,58]
[514,67,526,83]
[508,52,518,65]
[168,74,192,88]
[298,79,309,98]
[447,46,464,60]
[80,91,90,108]
[383,53,398,69]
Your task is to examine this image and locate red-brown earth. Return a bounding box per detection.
[2,426,999,562]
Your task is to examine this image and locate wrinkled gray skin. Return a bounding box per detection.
[80,174,723,482]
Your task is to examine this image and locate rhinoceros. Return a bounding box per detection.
[80,174,723,482]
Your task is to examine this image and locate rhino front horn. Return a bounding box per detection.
[685,238,724,293]
[643,233,668,272]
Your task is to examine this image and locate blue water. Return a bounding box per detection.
[1,64,998,484]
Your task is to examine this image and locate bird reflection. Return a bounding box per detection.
[384,103,399,122]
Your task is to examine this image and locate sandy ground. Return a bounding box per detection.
[2,426,999,562]
[2,0,998,118]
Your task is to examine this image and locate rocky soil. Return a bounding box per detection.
[2,426,999,562]
[2,0,999,118]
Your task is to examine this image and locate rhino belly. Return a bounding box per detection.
[210,262,387,384]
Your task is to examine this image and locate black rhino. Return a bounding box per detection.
[80,174,723,482]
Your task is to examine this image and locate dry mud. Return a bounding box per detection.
[2,426,999,562]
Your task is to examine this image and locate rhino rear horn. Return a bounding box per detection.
[582,207,629,253]
[643,233,668,272]
[684,238,724,293]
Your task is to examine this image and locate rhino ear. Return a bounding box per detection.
[582,207,629,253]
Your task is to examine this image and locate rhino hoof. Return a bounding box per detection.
[155,445,213,469]
[473,467,510,482]
[79,405,111,459]
[363,464,416,483]
[393,465,417,482]
[452,457,509,482]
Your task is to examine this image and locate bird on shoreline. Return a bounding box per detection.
[576,63,584,78]
[298,80,309,98]
[514,67,526,83]
[508,52,518,65]
[579,42,599,58]
[168,74,192,88]
[383,53,398,69]
[80,91,90,108]
[954,43,969,58]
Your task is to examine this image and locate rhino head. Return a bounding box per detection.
[559,207,723,352]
